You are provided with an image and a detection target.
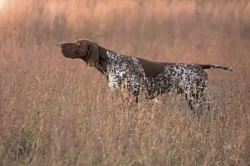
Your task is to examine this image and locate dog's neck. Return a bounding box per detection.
[98,46,109,67]
[81,46,109,75]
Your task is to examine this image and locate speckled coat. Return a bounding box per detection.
[60,39,233,110]
[94,49,209,109]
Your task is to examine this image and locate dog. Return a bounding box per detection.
[59,39,233,110]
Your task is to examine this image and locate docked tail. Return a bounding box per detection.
[200,64,233,72]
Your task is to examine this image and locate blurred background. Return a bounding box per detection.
[0,0,250,165]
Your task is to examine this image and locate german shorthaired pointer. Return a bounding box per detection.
[59,39,233,110]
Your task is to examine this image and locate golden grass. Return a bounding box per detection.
[0,0,250,165]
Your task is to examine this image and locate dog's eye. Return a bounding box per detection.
[76,41,80,46]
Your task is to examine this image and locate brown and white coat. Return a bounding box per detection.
[59,39,233,110]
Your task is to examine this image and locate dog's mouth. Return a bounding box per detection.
[59,42,91,59]
[62,49,74,58]
[60,43,78,58]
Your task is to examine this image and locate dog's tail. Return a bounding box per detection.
[200,64,233,72]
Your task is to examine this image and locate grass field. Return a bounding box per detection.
[0,0,250,165]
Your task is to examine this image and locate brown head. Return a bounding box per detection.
[59,39,99,66]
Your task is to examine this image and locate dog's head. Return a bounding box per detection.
[59,39,99,66]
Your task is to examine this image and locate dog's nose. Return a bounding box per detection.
[59,42,66,47]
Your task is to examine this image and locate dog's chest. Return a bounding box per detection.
[105,50,144,92]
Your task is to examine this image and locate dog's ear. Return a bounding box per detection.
[87,42,99,66]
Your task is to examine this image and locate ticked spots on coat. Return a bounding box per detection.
[104,49,209,109]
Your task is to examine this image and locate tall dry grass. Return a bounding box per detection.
[0,0,250,165]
